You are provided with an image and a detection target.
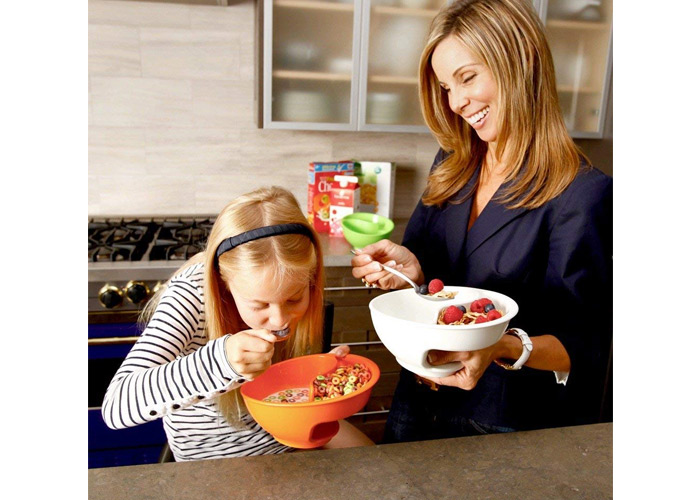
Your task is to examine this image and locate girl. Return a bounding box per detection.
[102,186,373,461]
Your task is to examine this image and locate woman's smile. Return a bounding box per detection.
[466,105,490,127]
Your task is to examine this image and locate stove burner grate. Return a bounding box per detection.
[148,218,215,261]
[88,219,157,262]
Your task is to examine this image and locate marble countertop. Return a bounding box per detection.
[88,423,612,500]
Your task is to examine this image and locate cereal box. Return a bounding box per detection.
[355,161,396,219]
[329,175,360,238]
[307,161,356,232]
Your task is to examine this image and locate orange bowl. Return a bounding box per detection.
[240,353,380,449]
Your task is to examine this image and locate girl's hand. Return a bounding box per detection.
[351,240,423,290]
[423,343,500,390]
[225,329,278,380]
[328,344,350,358]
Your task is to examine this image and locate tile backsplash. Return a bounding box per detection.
[88,0,439,217]
[88,0,611,218]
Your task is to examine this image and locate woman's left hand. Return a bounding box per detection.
[328,344,350,358]
[423,344,499,390]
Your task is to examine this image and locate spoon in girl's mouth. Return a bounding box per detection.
[271,327,291,341]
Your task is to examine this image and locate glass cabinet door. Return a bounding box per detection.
[538,0,613,137]
[263,0,362,130]
[360,0,446,132]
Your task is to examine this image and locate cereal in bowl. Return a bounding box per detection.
[438,299,504,325]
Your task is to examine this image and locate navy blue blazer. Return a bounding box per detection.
[400,149,613,429]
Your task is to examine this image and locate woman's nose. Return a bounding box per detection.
[450,88,469,115]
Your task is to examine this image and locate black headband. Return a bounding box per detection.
[215,223,314,263]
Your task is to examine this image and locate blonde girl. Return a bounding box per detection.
[103,186,372,461]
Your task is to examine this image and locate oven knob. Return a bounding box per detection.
[126,281,150,304]
[98,284,124,309]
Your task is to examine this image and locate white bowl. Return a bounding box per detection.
[369,286,518,378]
[367,92,402,124]
[276,90,332,122]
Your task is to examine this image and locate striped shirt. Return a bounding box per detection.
[101,262,289,461]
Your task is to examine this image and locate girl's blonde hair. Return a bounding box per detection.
[419,0,588,209]
[140,186,324,426]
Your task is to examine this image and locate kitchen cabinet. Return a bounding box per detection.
[325,266,399,443]
[261,0,446,133]
[535,0,613,137]
[260,0,612,138]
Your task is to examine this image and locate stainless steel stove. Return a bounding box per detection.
[88,216,216,312]
[88,215,218,468]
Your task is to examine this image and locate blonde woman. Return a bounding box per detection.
[102,187,373,461]
[352,0,612,442]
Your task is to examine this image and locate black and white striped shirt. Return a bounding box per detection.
[101,263,289,461]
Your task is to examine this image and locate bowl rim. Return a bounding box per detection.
[240,353,380,407]
[368,286,519,329]
[340,213,394,237]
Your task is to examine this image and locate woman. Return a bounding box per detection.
[352,0,612,442]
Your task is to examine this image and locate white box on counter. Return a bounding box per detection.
[329,175,360,238]
[355,161,396,219]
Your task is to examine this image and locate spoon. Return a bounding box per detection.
[271,327,291,341]
[351,249,451,301]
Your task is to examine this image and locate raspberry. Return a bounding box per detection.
[428,279,444,294]
[475,315,489,324]
[470,299,485,313]
[443,305,464,324]
[486,309,502,321]
[477,298,493,307]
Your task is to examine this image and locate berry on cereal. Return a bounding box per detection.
[470,300,485,313]
[428,279,444,294]
[486,309,502,321]
[443,305,465,324]
[418,284,429,295]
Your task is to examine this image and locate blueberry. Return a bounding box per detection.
[457,305,467,313]
[418,284,429,295]
[484,303,495,313]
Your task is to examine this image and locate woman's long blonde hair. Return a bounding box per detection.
[419,0,588,209]
[140,186,324,426]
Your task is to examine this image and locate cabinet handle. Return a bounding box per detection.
[330,341,384,347]
[88,336,140,346]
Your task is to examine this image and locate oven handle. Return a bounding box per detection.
[88,336,140,346]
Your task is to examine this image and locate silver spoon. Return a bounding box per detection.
[271,327,291,341]
[351,249,451,301]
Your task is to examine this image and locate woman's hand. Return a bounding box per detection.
[351,240,423,290]
[423,344,500,390]
[224,329,277,380]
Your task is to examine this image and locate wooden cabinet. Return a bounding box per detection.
[325,267,399,443]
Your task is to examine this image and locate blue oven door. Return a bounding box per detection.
[88,321,167,468]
